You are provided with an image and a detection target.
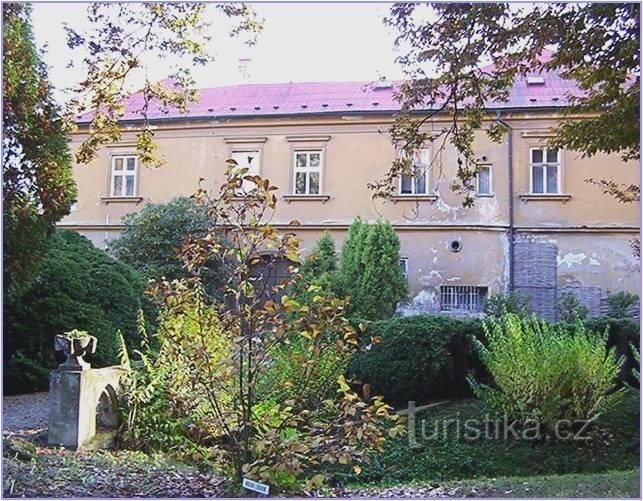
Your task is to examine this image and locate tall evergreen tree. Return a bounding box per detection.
[3,3,77,292]
[355,220,407,320]
[337,218,407,319]
[337,217,369,299]
[292,232,337,300]
[303,232,337,279]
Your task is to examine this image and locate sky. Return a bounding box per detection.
[31,2,407,105]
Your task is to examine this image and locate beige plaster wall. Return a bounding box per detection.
[61,111,640,301]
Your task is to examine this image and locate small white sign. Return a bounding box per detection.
[242,478,270,496]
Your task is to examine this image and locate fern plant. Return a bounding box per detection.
[631,343,640,384]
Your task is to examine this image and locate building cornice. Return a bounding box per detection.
[58,222,640,234]
[70,109,600,136]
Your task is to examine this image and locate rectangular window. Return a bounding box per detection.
[231,150,260,192]
[399,149,429,195]
[476,165,492,195]
[293,150,322,195]
[530,148,560,194]
[440,285,488,312]
[399,257,409,280]
[110,155,137,197]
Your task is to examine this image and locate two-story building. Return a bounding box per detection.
[61,72,640,320]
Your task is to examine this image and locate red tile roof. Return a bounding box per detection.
[77,70,582,123]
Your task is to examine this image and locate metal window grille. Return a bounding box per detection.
[440,285,488,312]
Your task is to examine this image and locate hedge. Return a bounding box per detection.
[349,314,640,407]
[4,230,153,394]
[348,316,486,406]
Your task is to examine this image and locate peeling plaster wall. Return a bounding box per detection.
[516,232,640,294]
[396,230,507,314]
[61,112,640,318]
[515,231,640,318]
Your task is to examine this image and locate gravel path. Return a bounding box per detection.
[2,393,228,498]
[3,392,49,434]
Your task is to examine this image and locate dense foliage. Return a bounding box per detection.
[470,315,624,428]
[348,314,640,408]
[108,197,226,300]
[291,231,337,302]
[119,166,401,494]
[4,230,151,394]
[2,3,77,292]
[375,3,640,206]
[350,391,639,485]
[483,291,532,318]
[349,316,483,405]
[337,218,407,320]
[556,292,590,322]
[357,221,409,319]
[606,291,640,318]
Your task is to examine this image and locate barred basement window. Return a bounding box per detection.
[440,285,488,312]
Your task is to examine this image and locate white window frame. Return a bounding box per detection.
[529,147,561,194]
[476,164,493,196]
[231,149,261,193]
[399,257,409,281]
[398,148,430,195]
[292,149,323,195]
[110,155,138,197]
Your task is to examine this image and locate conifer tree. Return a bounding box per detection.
[354,220,407,320]
[292,232,337,299]
[337,218,407,319]
[337,218,369,300]
[303,232,337,279]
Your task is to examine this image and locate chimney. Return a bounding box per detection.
[238,58,252,80]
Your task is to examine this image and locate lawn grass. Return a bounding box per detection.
[337,470,640,498]
[341,389,640,485]
[446,470,640,498]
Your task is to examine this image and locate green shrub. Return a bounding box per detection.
[348,315,639,408]
[349,315,484,405]
[470,314,624,428]
[291,232,337,302]
[335,218,368,299]
[556,292,589,322]
[4,230,152,394]
[356,220,408,320]
[483,291,531,318]
[3,352,51,395]
[337,218,407,320]
[257,334,350,413]
[606,290,639,318]
[582,317,640,351]
[108,197,226,300]
[631,344,640,383]
[581,316,640,385]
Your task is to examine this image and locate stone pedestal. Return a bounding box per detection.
[48,333,128,449]
[48,367,128,448]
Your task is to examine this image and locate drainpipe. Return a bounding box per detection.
[496,113,514,292]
